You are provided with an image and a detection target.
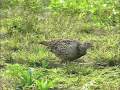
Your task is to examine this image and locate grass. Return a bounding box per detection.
[0,0,120,90]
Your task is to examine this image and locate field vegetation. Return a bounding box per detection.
[0,0,120,90]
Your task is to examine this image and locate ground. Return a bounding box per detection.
[0,0,120,90]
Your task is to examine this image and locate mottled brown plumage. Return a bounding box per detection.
[40,39,92,63]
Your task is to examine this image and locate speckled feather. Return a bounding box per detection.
[40,39,92,63]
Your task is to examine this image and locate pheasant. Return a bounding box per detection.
[39,39,92,63]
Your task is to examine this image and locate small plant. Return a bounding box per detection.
[41,58,49,68]
[35,79,54,90]
[3,64,55,90]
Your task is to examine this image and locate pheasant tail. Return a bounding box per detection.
[39,41,49,46]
